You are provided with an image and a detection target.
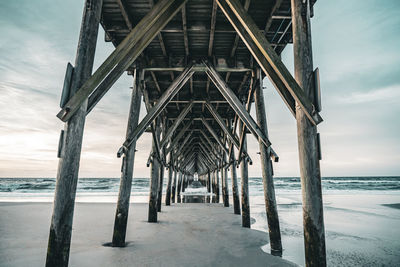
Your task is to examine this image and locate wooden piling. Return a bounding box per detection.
[165,160,173,206]
[239,120,250,228]
[148,119,161,222]
[157,163,164,212]
[216,169,220,203]
[46,1,102,266]
[291,0,326,265]
[177,172,182,203]
[222,152,229,207]
[229,120,240,215]
[171,170,177,203]
[206,171,211,203]
[254,69,282,255]
[112,69,142,247]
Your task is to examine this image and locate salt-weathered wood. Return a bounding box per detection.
[204,61,272,148]
[215,169,220,203]
[291,0,326,265]
[148,119,161,223]
[228,119,240,215]
[46,1,103,266]
[177,172,183,203]
[216,0,323,125]
[159,102,193,148]
[157,161,165,212]
[254,69,282,255]
[201,118,230,155]
[122,65,194,150]
[222,151,229,207]
[58,0,188,121]
[165,158,173,206]
[239,120,250,228]
[171,169,177,203]
[112,70,142,247]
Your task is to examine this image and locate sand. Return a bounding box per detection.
[0,202,295,267]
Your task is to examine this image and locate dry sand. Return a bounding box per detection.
[0,202,295,267]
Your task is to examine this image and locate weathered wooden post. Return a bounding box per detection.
[171,169,177,203]
[157,164,164,212]
[177,172,182,203]
[222,152,229,207]
[228,120,240,214]
[254,69,282,255]
[182,175,186,192]
[148,119,161,222]
[239,120,250,228]
[291,0,326,265]
[206,170,211,203]
[112,69,142,247]
[211,170,216,203]
[46,1,102,266]
[216,169,220,203]
[165,158,173,206]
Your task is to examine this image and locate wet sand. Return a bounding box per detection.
[0,202,295,267]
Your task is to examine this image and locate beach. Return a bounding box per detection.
[0,177,399,266]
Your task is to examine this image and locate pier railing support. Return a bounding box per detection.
[112,69,142,247]
[239,120,250,228]
[254,69,282,255]
[291,0,326,265]
[46,1,103,266]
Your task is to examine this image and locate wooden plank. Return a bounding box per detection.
[58,0,187,121]
[60,63,74,108]
[216,0,323,125]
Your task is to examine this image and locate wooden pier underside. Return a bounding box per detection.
[96,0,318,176]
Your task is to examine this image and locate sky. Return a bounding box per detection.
[0,0,399,178]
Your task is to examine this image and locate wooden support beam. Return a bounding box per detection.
[264,0,284,34]
[116,0,133,30]
[216,0,323,125]
[148,118,161,223]
[199,135,222,161]
[205,101,240,148]
[165,119,193,155]
[201,118,230,155]
[222,149,229,207]
[230,0,251,57]
[159,102,193,148]
[112,70,142,247]
[121,65,194,150]
[204,61,272,148]
[157,117,167,212]
[228,119,240,215]
[46,1,103,266]
[171,168,177,203]
[208,0,218,56]
[58,0,187,121]
[177,172,183,203]
[239,120,250,228]
[165,157,173,206]
[182,5,189,56]
[254,69,282,255]
[291,0,326,265]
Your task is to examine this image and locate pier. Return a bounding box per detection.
[47,0,325,266]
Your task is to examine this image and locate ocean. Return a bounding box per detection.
[1,176,399,266]
[0,176,399,200]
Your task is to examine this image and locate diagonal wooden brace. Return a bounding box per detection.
[159,101,193,148]
[204,60,272,148]
[57,0,188,121]
[120,64,195,152]
[201,117,230,155]
[216,0,323,126]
